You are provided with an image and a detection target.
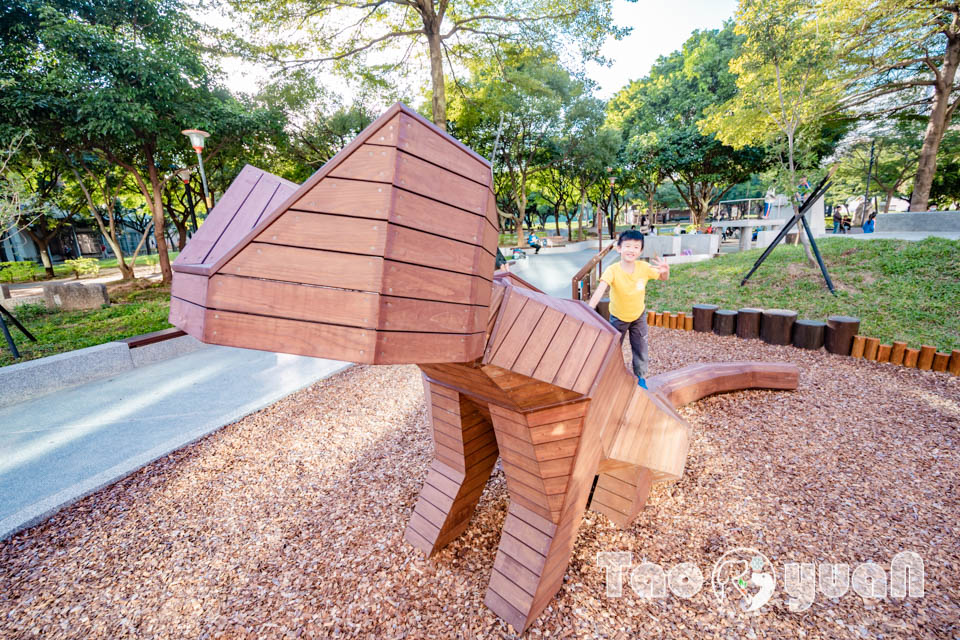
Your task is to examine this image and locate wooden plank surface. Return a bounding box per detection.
[386,224,493,277]
[258,211,388,255]
[382,260,491,306]
[392,188,493,253]
[380,296,486,333]
[221,243,384,292]
[289,178,392,219]
[329,144,397,183]
[374,331,485,364]
[395,151,487,216]
[207,274,379,329]
[396,113,491,186]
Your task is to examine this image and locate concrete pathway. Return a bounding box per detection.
[0,345,349,540]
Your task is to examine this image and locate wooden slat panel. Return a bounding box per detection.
[511,307,566,377]
[487,284,506,337]
[209,180,281,261]
[255,181,296,227]
[484,589,528,634]
[489,301,546,369]
[573,332,616,394]
[168,296,205,339]
[290,178,392,218]
[374,331,485,364]
[220,243,383,292]
[407,512,440,541]
[494,549,540,595]
[425,470,461,500]
[531,316,582,383]
[506,490,554,523]
[369,113,401,146]
[428,382,458,400]
[499,532,547,574]
[552,326,601,390]
[538,456,575,479]
[502,461,549,497]
[463,430,497,456]
[533,437,580,462]
[489,570,534,612]
[433,430,464,454]
[486,288,528,360]
[207,274,379,329]
[494,431,538,461]
[526,401,590,427]
[432,393,461,414]
[380,297,486,334]
[414,495,450,528]
[329,144,397,183]
[396,113,491,185]
[482,190,500,236]
[386,224,491,277]
[421,365,518,409]
[504,512,554,555]
[420,483,455,511]
[592,486,634,513]
[395,151,487,216]
[381,260,491,306]
[499,447,541,477]
[392,188,491,252]
[175,166,260,266]
[258,212,387,254]
[528,419,584,445]
[203,310,375,363]
[170,271,209,307]
[543,475,569,496]
[482,216,499,255]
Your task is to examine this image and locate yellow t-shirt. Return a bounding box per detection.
[600,260,660,322]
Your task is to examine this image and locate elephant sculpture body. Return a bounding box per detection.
[168,103,799,632]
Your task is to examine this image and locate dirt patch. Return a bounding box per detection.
[1,333,958,638]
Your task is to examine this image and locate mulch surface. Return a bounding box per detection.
[1,328,958,639]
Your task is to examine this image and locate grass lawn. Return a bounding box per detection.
[1,252,180,283]
[644,236,960,352]
[1,281,172,367]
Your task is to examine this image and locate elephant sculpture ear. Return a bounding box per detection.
[169,103,500,365]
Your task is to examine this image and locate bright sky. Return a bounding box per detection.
[213,0,740,101]
[587,0,739,97]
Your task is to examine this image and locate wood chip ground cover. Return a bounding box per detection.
[1,329,958,638]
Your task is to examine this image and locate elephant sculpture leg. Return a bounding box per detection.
[484,400,599,632]
[589,463,654,528]
[404,377,499,556]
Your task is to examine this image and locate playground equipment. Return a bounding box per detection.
[169,103,799,632]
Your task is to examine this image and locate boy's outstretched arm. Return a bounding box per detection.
[587,280,609,308]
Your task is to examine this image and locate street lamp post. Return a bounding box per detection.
[176,168,198,232]
[181,129,212,209]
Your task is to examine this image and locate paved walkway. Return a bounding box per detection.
[0,345,349,540]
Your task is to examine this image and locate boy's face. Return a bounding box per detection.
[617,239,644,262]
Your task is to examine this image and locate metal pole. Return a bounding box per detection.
[196,151,211,209]
[798,212,836,295]
[0,313,19,359]
[0,304,37,341]
[862,140,874,222]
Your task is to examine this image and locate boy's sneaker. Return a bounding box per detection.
[637,377,647,389]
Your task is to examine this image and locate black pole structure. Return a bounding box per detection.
[0,304,37,359]
[740,174,837,294]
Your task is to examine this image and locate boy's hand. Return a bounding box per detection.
[651,256,670,279]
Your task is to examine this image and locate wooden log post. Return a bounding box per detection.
[683,316,693,331]
[646,310,655,325]
[736,308,762,339]
[851,335,866,358]
[863,337,880,361]
[890,341,907,366]
[713,310,737,336]
[933,352,950,372]
[760,309,797,346]
[949,350,960,376]
[669,313,678,329]
[677,312,686,329]
[655,312,663,327]
[692,304,719,332]
[918,345,936,370]
[792,319,826,350]
[903,348,920,368]
[825,315,861,355]
[877,344,891,363]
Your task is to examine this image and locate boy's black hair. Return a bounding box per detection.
[617,229,645,246]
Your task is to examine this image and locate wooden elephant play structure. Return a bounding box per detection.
[169,103,799,632]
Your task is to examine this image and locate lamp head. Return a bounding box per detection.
[181,129,210,153]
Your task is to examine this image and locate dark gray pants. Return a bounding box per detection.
[609,313,649,378]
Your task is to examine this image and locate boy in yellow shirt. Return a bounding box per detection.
[588,230,669,389]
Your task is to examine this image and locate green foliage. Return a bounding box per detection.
[0,283,173,367]
[645,237,960,351]
[64,257,100,278]
[0,261,38,283]
[609,23,766,223]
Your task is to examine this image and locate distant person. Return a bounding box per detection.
[641,215,649,228]
[630,225,637,230]
[833,211,841,234]
[587,230,670,390]
[863,213,876,234]
[526,231,542,254]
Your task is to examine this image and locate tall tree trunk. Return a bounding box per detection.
[146,156,173,284]
[883,190,894,213]
[425,23,447,130]
[911,30,960,212]
[23,228,56,277]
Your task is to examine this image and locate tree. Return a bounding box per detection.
[611,24,766,226]
[833,1,960,212]
[448,46,585,245]
[700,1,844,262]
[1,0,287,283]
[227,0,624,129]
